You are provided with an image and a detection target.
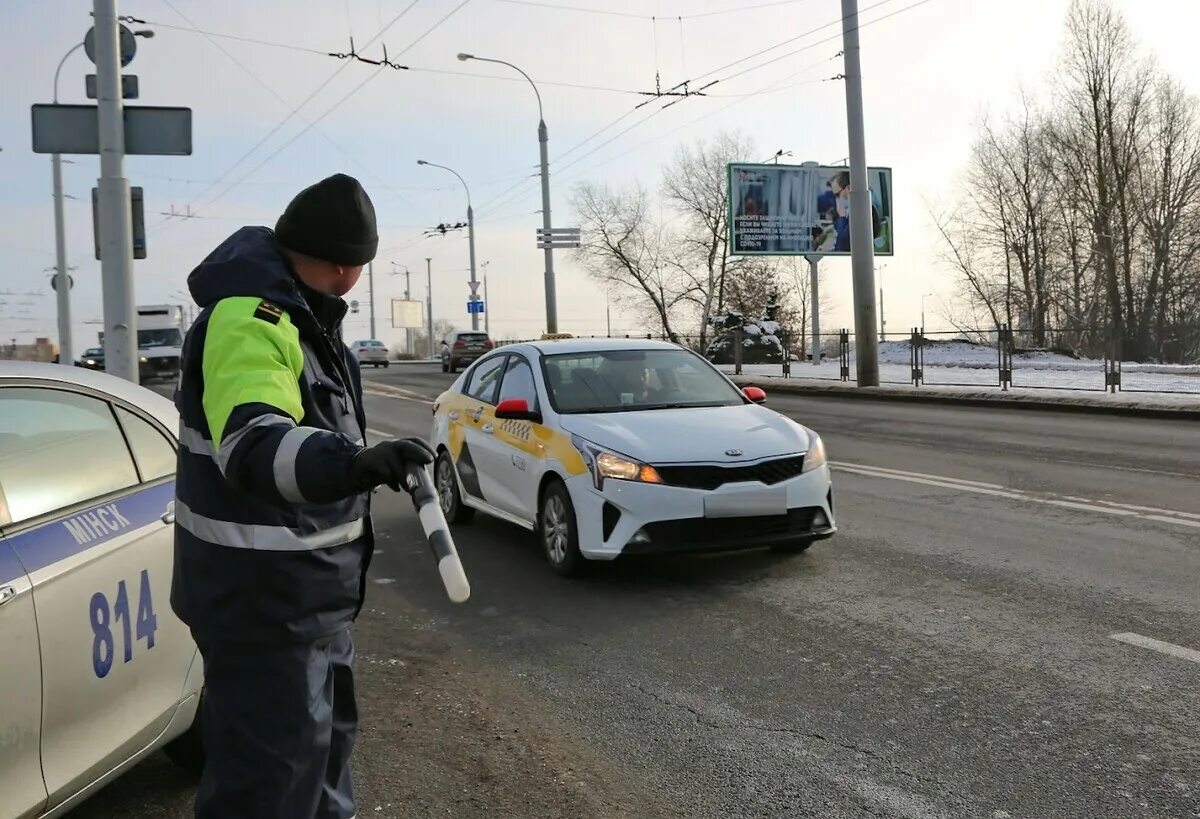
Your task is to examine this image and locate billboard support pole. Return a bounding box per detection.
[840,0,879,387]
[808,255,820,366]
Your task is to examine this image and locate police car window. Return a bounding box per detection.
[498,356,539,409]
[0,388,139,524]
[465,355,507,405]
[116,407,176,482]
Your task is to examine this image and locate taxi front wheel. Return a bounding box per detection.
[540,481,584,577]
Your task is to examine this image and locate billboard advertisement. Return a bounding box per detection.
[391,298,425,329]
[728,163,893,256]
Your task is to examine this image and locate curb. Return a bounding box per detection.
[728,376,1200,421]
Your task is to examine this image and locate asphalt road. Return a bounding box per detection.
[108,366,1198,818]
[357,364,1200,818]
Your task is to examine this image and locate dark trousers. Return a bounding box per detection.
[194,628,357,819]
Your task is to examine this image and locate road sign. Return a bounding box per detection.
[536,226,581,249]
[92,186,145,260]
[86,74,139,100]
[50,274,74,292]
[31,105,193,156]
[467,300,485,315]
[350,299,360,314]
[391,299,424,328]
[84,24,138,68]
[468,280,480,296]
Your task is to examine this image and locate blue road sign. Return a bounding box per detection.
[467,300,485,314]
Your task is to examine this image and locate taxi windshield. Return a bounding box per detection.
[542,348,744,414]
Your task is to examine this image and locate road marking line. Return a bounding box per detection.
[834,462,1199,529]
[1109,632,1200,665]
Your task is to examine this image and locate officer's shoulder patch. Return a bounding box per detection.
[253,300,285,325]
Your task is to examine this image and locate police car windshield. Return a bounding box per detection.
[543,349,744,414]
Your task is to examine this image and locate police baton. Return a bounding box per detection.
[403,463,471,603]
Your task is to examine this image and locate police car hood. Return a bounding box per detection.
[189,226,307,311]
[559,403,813,465]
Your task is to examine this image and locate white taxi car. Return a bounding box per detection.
[430,339,835,575]
[1,362,203,819]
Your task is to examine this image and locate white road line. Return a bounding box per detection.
[834,461,1199,529]
[1109,632,1200,665]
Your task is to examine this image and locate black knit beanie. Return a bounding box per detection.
[275,174,378,266]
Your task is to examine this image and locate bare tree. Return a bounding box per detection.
[571,181,686,340]
[661,130,758,349]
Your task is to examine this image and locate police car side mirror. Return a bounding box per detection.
[495,397,541,424]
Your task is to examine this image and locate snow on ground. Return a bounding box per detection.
[720,338,1200,398]
[726,375,1200,409]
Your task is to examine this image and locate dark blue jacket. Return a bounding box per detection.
[171,226,372,644]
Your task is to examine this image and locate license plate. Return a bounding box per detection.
[703,487,787,518]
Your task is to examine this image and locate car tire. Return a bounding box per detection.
[769,539,814,555]
[163,689,206,775]
[384,361,390,368]
[435,451,474,524]
[539,480,585,577]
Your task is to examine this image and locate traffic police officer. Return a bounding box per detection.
[171,173,433,818]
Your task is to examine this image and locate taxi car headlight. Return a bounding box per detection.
[573,436,662,490]
[801,434,827,473]
[139,356,149,364]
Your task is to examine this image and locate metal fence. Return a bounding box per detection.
[492,324,1200,397]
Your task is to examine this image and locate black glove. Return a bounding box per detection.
[350,437,436,492]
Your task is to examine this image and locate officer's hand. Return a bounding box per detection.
[350,438,436,492]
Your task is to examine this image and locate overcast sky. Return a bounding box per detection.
[3,0,1198,348]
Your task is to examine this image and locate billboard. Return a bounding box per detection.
[391,298,425,329]
[728,163,892,256]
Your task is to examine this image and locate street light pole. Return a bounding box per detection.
[417,160,478,331]
[392,261,412,354]
[51,41,85,366]
[425,257,434,362]
[457,53,557,333]
[367,261,376,339]
[481,260,490,336]
[841,0,880,386]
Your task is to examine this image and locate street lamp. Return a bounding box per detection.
[921,291,936,333]
[50,41,86,367]
[417,160,480,331]
[49,27,153,368]
[457,53,558,333]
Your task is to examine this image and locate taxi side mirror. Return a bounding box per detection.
[495,397,542,424]
[743,386,767,404]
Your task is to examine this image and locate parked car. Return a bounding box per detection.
[76,347,105,371]
[0,361,204,819]
[440,330,493,373]
[429,338,835,576]
[351,339,390,368]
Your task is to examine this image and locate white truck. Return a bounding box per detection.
[100,305,187,381]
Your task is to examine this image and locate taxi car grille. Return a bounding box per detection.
[634,507,821,552]
[655,454,806,490]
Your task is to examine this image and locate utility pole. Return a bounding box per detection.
[538,119,557,334]
[466,202,479,331]
[481,260,490,336]
[841,0,879,386]
[425,257,434,362]
[606,290,611,338]
[94,0,137,382]
[367,261,376,339]
[808,255,821,365]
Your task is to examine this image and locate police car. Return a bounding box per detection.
[430,338,835,575]
[0,362,203,818]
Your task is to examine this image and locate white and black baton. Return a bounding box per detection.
[404,463,471,603]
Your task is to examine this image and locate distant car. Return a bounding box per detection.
[430,338,835,576]
[0,362,205,818]
[77,347,105,371]
[440,330,493,373]
[351,339,390,368]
